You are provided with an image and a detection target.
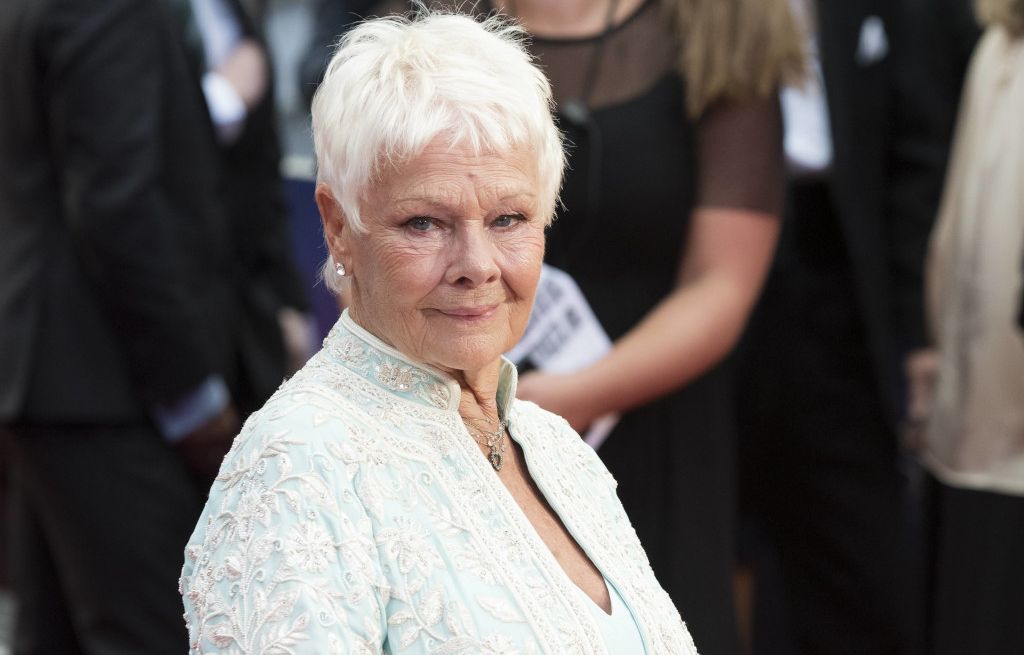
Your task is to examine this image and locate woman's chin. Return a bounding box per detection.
[424,339,510,377]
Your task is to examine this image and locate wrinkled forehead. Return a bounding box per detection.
[363,137,542,206]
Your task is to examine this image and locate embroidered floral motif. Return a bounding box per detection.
[179,312,697,654]
[285,520,337,573]
[376,517,444,577]
[375,362,417,392]
[324,315,455,411]
[335,336,368,369]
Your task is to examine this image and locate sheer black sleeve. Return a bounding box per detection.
[695,94,785,216]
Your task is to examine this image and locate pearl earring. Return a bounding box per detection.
[335,261,347,277]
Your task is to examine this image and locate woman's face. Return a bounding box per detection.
[324,139,546,377]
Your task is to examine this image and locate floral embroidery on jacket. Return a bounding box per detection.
[180,311,697,654]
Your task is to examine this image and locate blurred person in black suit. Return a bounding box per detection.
[177,0,314,411]
[0,0,302,652]
[736,1,962,653]
[923,0,986,140]
[298,0,378,108]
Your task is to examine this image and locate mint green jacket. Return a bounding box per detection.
[181,311,697,654]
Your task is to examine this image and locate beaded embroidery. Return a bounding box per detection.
[180,311,697,654]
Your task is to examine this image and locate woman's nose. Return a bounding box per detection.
[447,225,500,287]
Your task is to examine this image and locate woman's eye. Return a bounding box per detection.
[406,216,436,231]
[492,213,525,228]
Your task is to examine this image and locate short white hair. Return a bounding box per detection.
[311,9,565,291]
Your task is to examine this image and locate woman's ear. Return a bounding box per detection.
[316,183,350,264]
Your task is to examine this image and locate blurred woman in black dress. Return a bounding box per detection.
[490,1,804,652]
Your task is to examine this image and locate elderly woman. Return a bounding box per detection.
[180,11,696,654]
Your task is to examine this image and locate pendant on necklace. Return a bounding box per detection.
[560,98,590,127]
[488,449,504,471]
[463,416,508,472]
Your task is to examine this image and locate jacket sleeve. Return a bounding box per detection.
[44,0,218,403]
[883,0,968,352]
[181,409,388,653]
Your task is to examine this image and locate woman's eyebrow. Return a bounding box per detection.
[392,196,456,212]
[393,190,537,211]
[496,190,538,203]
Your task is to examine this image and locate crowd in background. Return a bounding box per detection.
[0,0,1021,653]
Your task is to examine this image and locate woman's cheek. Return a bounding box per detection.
[501,232,545,298]
[505,228,546,266]
[376,239,446,288]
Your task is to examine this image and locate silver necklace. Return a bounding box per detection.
[462,416,509,471]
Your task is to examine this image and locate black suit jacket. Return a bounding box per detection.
[810,0,962,424]
[299,0,378,107]
[190,0,310,411]
[0,0,235,423]
[165,0,309,409]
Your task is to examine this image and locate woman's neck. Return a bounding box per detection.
[501,0,642,38]
[454,363,504,422]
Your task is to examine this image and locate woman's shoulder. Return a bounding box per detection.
[510,399,618,492]
[217,360,370,472]
[509,397,577,448]
[186,364,379,579]
[182,368,389,654]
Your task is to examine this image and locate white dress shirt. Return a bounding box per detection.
[190,0,247,142]
[780,0,833,175]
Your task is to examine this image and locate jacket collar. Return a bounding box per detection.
[324,310,518,418]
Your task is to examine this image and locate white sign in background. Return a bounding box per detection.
[506,265,620,450]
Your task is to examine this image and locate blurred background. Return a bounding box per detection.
[1,0,1021,654]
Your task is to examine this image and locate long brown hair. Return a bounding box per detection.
[665,0,807,117]
[976,0,1024,34]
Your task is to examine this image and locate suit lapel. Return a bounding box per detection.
[161,0,207,77]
